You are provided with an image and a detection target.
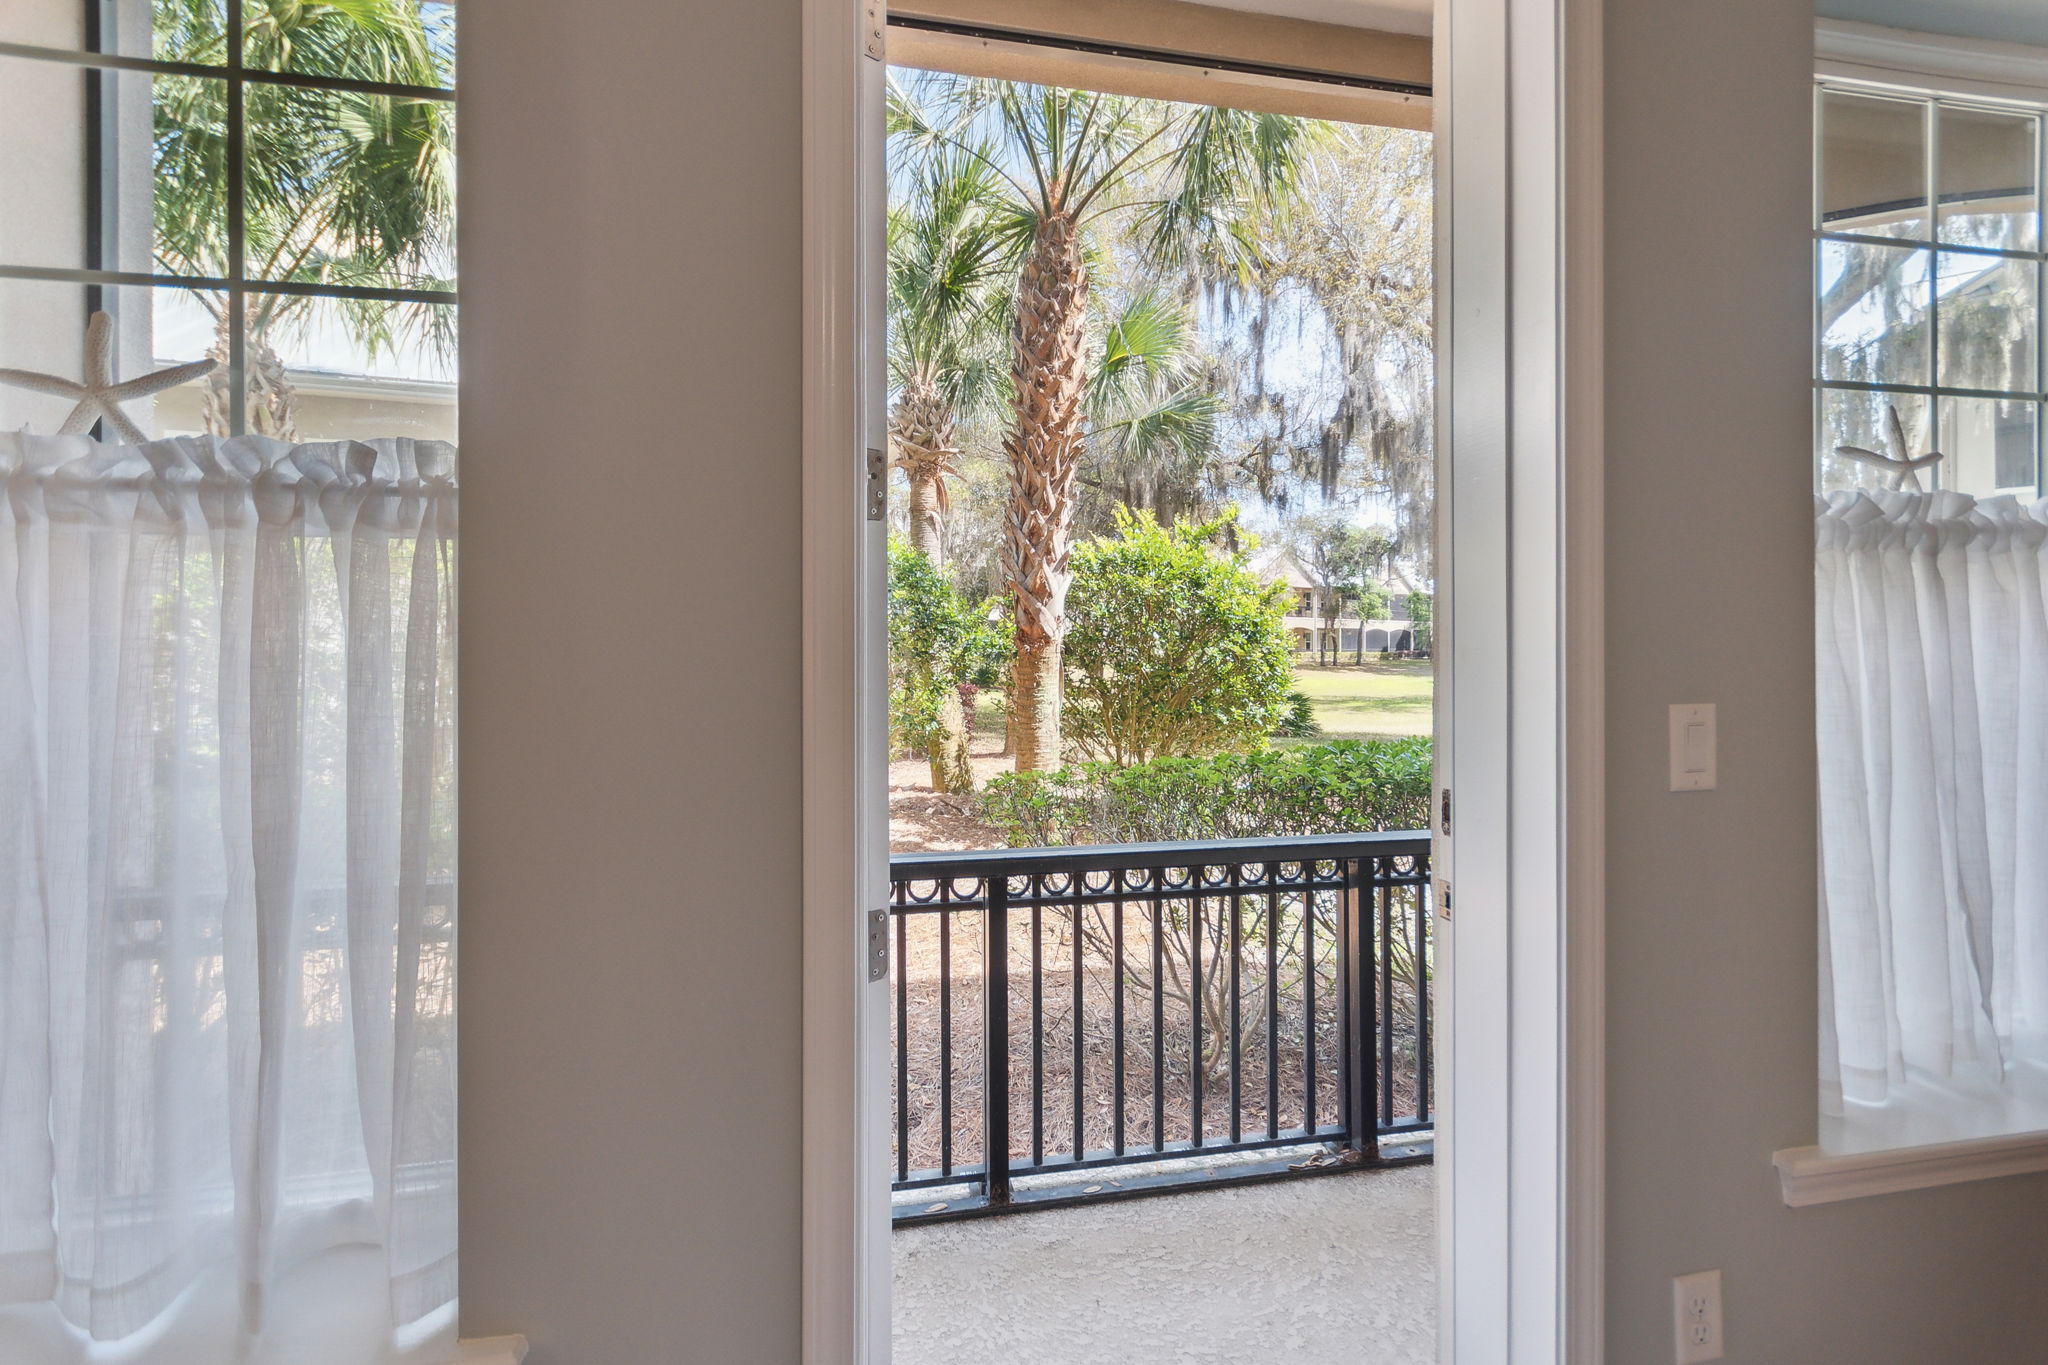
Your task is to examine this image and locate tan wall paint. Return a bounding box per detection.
[1602,0,2048,1358]
[456,0,2048,1360]
[457,2,805,1361]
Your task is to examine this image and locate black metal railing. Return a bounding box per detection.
[889,832,1432,1221]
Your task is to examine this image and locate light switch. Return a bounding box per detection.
[1669,703,1716,792]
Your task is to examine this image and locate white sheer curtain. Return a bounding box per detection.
[0,434,458,1364]
[1817,488,2048,1124]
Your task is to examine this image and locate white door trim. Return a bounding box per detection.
[801,0,891,1360]
[1437,0,1604,1359]
[800,0,1608,1357]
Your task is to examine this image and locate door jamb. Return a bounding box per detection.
[1436,0,1605,1356]
[801,0,891,1360]
[799,0,1608,1356]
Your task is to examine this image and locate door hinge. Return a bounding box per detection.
[1438,879,1451,921]
[862,0,886,60]
[866,447,886,521]
[867,906,890,982]
[1439,787,1451,838]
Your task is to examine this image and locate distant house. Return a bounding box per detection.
[1248,545,1422,657]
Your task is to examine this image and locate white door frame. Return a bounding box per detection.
[1435,0,1605,1358]
[799,0,1608,1357]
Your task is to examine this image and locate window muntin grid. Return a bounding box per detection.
[0,3,455,438]
[1815,81,2048,499]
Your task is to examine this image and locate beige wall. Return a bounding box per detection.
[1603,0,2048,1358]
[458,1,2048,1361]
[457,2,805,1361]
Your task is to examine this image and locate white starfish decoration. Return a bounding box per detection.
[1835,403,1945,491]
[0,310,217,444]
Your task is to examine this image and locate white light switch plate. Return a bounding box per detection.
[1673,1268,1723,1362]
[1668,703,1716,792]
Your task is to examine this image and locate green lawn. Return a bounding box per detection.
[1288,659,1435,741]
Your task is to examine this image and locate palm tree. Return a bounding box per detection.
[887,145,1014,564]
[891,75,1319,769]
[1080,289,1223,536]
[152,0,456,437]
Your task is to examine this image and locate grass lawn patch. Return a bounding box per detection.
[1288,659,1434,741]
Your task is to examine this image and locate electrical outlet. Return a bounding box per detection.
[1672,1269,1723,1363]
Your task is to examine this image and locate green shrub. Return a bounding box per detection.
[1271,689,1320,739]
[1062,508,1295,764]
[979,737,1432,847]
[887,536,1009,773]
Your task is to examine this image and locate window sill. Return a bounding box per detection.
[456,1335,529,1365]
[1772,1130,2048,1207]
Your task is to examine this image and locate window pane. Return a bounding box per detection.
[1940,396,2039,497]
[1936,252,2038,394]
[1940,105,2040,253]
[147,0,228,64]
[1820,240,1931,387]
[1822,91,1930,240]
[0,281,224,438]
[243,0,456,86]
[242,86,456,290]
[1819,388,1930,494]
[244,292,457,442]
[152,72,232,277]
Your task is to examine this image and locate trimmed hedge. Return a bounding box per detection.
[979,737,1432,847]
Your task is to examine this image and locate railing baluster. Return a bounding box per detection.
[1228,862,1242,1147]
[939,899,953,1176]
[1340,857,1379,1160]
[1380,864,1396,1130]
[984,873,1011,1207]
[1415,855,1432,1125]
[1191,885,1204,1149]
[896,895,909,1183]
[1071,898,1084,1163]
[1152,896,1165,1152]
[1266,867,1279,1141]
[1303,882,1317,1134]
[1031,888,1044,1168]
[1112,878,1126,1157]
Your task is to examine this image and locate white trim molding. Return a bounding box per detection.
[1773,1131,2048,1207]
[454,1335,530,1365]
[1437,0,1605,1357]
[1816,18,2048,103]
[800,0,892,1361]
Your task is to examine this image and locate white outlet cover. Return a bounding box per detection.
[1672,1268,1723,1363]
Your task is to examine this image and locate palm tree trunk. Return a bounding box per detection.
[891,372,956,565]
[202,315,298,440]
[927,687,974,794]
[1003,212,1089,772]
[904,468,944,563]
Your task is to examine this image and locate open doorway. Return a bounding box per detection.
[875,26,1440,1364]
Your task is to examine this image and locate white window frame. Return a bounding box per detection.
[799,0,1608,1358]
[1775,18,2048,1210]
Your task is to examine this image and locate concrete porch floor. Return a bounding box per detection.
[892,1165,1435,1365]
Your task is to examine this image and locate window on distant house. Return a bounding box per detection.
[1813,78,2048,1154]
